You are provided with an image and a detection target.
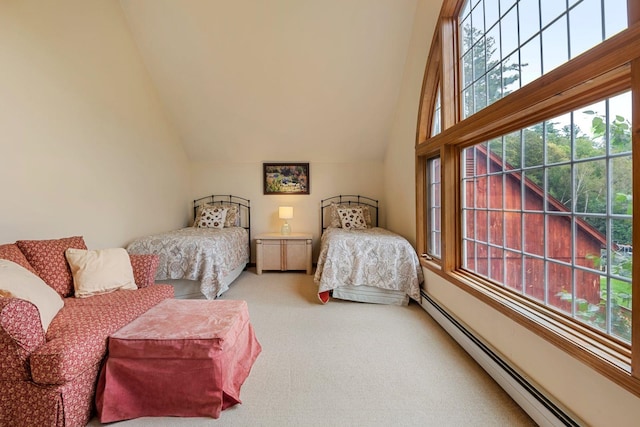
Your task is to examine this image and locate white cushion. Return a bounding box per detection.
[0,259,64,332]
[196,206,228,229]
[65,248,137,298]
[329,203,372,228]
[337,207,368,230]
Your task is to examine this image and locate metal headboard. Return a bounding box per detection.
[320,195,379,234]
[193,194,251,260]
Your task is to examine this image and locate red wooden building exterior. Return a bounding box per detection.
[464,146,607,313]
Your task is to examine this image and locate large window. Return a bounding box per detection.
[462,93,632,342]
[417,0,639,396]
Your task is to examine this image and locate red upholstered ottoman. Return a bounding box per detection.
[95,299,262,422]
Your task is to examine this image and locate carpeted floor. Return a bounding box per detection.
[88,269,536,426]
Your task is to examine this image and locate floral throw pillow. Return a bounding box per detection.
[337,207,368,230]
[16,236,88,298]
[196,207,228,229]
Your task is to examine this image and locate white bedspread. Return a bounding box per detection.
[127,227,249,299]
[314,227,423,301]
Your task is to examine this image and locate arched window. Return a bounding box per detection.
[417,0,639,396]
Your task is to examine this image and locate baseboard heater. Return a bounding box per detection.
[420,290,578,427]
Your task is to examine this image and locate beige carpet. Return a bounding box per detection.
[88,269,536,426]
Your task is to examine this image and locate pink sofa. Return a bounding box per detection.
[0,237,175,427]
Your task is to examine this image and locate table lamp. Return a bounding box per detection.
[279,206,293,235]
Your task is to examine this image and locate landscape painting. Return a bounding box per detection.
[263,163,310,195]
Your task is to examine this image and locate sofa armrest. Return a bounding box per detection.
[129,254,160,288]
[0,297,46,381]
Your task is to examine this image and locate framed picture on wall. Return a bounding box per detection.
[263,162,310,195]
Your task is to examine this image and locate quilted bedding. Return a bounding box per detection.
[127,227,249,299]
[314,227,423,303]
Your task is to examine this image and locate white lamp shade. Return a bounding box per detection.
[279,206,294,219]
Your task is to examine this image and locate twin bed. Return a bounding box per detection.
[314,195,423,305]
[126,195,250,300]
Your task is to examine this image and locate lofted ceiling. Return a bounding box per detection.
[119,0,433,163]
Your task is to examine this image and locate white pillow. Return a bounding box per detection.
[0,259,64,332]
[196,206,228,229]
[337,207,368,230]
[329,203,372,228]
[65,248,137,298]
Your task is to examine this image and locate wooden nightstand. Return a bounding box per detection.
[255,232,313,274]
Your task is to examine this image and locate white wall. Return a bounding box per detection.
[191,161,384,261]
[384,0,640,425]
[0,0,191,248]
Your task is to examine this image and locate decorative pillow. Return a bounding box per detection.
[0,259,64,332]
[222,204,239,227]
[16,236,87,298]
[337,207,368,230]
[329,203,372,228]
[196,206,228,229]
[194,204,239,227]
[0,243,38,275]
[65,248,138,298]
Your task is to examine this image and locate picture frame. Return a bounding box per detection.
[263,162,310,195]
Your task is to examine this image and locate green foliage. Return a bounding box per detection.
[461,25,523,117]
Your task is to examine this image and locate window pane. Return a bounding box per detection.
[546,114,572,164]
[569,0,603,59]
[524,256,544,301]
[518,0,540,44]
[504,172,522,210]
[504,130,521,168]
[504,212,522,250]
[609,92,632,154]
[472,1,485,39]
[462,51,474,89]
[490,246,504,282]
[604,0,628,38]
[548,262,572,315]
[576,100,607,159]
[524,213,544,256]
[542,16,568,74]
[474,76,488,111]
[523,124,543,168]
[547,164,572,211]
[431,87,441,137]
[540,0,566,28]
[489,174,503,208]
[500,7,518,58]
[490,211,504,245]
[461,16,473,54]
[487,64,503,105]
[520,35,542,86]
[500,0,517,17]
[485,0,500,29]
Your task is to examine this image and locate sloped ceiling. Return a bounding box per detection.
[119,0,427,163]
